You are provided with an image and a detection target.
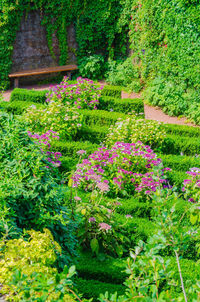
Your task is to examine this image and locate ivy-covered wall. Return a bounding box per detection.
[129,0,200,123]
[0,0,130,88]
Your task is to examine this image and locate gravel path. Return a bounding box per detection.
[2,84,197,127]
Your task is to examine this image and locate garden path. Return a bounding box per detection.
[2,84,197,127]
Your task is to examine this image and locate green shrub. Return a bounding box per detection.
[76,125,108,144]
[10,88,48,103]
[0,114,77,260]
[98,96,144,114]
[163,123,200,138]
[161,134,200,155]
[76,278,125,300]
[80,109,126,127]
[101,85,122,98]
[78,55,105,80]
[0,229,77,302]
[0,100,44,114]
[76,252,127,284]
[52,140,98,157]
[105,115,165,149]
[160,154,200,172]
[167,170,186,188]
[105,58,142,91]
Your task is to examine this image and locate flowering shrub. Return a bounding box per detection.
[182,168,200,204]
[105,115,166,149]
[46,76,103,110]
[75,193,129,257]
[28,130,62,168]
[182,168,200,225]
[24,100,82,140]
[72,142,168,198]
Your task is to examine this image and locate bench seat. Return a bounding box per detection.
[9,64,78,87]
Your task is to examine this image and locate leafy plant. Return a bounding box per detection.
[105,115,166,150]
[0,229,82,302]
[79,55,105,80]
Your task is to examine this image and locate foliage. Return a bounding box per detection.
[0,113,77,261]
[79,55,105,80]
[72,142,169,198]
[101,85,122,99]
[0,229,81,302]
[0,0,130,87]
[10,88,47,103]
[24,99,82,140]
[105,115,166,149]
[74,192,130,257]
[106,57,143,91]
[129,0,200,124]
[46,76,102,110]
[98,96,144,115]
[99,190,200,301]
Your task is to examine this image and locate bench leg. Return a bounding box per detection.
[14,78,19,88]
[67,72,71,80]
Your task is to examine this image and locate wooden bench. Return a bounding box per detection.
[9,64,78,88]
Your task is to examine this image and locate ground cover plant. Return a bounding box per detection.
[0,82,200,301]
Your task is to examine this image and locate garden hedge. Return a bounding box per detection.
[160,154,200,172]
[10,88,48,103]
[80,109,127,127]
[163,123,200,138]
[75,278,125,300]
[99,96,144,115]
[52,140,98,157]
[0,100,44,114]
[77,253,200,289]
[101,85,122,98]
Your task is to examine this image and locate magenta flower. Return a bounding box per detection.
[74,196,81,201]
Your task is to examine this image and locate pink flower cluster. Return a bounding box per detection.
[73,142,168,197]
[46,77,102,110]
[182,168,200,203]
[28,130,62,168]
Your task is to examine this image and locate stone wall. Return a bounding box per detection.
[11,10,78,74]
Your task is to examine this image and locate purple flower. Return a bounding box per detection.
[88,217,96,223]
[74,196,81,201]
[99,223,112,231]
[126,214,133,219]
[96,182,110,192]
[77,150,86,155]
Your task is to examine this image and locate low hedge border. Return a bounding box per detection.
[160,153,200,172]
[52,140,98,157]
[99,96,144,115]
[80,109,127,127]
[101,85,122,98]
[0,100,44,114]
[76,252,200,289]
[161,134,200,155]
[75,277,125,301]
[10,88,48,104]
[163,123,200,138]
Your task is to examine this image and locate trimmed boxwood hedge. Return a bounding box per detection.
[101,85,122,98]
[0,100,44,114]
[160,153,200,172]
[98,96,144,115]
[164,123,200,138]
[75,125,108,144]
[76,253,200,290]
[75,278,125,300]
[10,88,48,103]
[80,109,127,127]
[52,140,98,157]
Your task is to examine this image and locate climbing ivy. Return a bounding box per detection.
[0,0,131,88]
